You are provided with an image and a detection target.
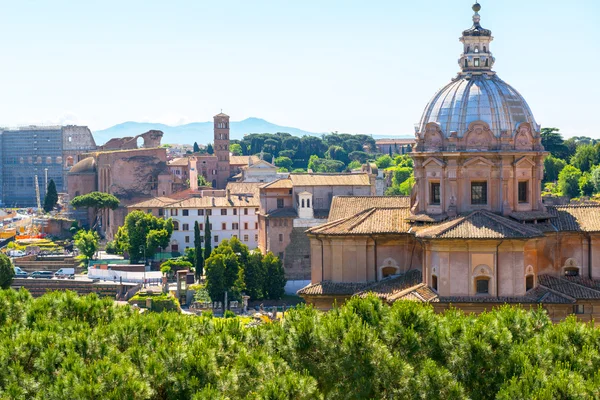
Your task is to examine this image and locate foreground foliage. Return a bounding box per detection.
[1,290,600,399]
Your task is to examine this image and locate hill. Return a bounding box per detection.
[92,117,411,145]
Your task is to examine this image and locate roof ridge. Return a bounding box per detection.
[537,283,577,302]
[347,208,377,231]
[555,275,600,295]
[481,210,542,235]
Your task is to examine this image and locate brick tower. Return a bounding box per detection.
[214,112,231,189]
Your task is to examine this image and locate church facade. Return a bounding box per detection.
[299,3,600,322]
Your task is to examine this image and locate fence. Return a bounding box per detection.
[88,268,163,285]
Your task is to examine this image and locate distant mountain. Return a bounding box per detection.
[92,117,411,145]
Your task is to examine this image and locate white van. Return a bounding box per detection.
[54,268,75,279]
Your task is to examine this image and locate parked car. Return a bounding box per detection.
[30,271,54,279]
[13,267,28,278]
[54,268,75,279]
[8,250,26,257]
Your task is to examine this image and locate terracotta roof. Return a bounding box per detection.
[307,207,412,236]
[415,210,543,240]
[328,196,410,221]
[165,194,259,208]
[168,157,189,167]
[290,173,371,187]
[297,281,369,296]
[437,288,573,304]
[538,275,600,299]
[127,197,177,208]
[355,270,435,302]
[260,178,293,189]
[547,205,600,232]
[214,112,229,117]
[229,155,260,166]
[509,211,552,222]
[405,213,449,223]
[226,182,262,197]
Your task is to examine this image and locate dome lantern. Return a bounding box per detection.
[459,2,495,74]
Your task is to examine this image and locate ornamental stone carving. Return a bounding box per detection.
[464,123,494,150]
[424,123,443,151]
[515,123,533,150]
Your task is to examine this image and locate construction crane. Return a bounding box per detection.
[34,175,41,211]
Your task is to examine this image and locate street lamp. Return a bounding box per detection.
[139,245,146,287]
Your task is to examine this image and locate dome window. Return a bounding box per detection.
[485,59,489,67]
[474,46,479,53]
[483,46,487,52]
[474,58,480,67]
[464,59,468,68]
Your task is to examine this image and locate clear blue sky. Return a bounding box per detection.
[0,0,598,137]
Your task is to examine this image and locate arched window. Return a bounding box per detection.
[564,268,579,277]
[525,275,534,291]
[432,275,438,291]
[474,46,479,53]
[46,156,52,164]
[301,199,305,208]
[307,199,311,208]
[173,221,179,231]
[466,46,470,53]
[485,59,489,67]
[464,59,468,68]
[475,277,490,294]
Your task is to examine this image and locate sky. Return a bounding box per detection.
[0,0,598,137]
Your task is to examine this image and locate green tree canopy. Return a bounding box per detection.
[570,144,596,173]
[229,143,242,156]
[541,128,568,159]
[123,211,173,262]
[193,142,200,152]
[206,143,214,154]
[274,156,293,170]
[71,192,120,211]
[43,179,58,212]
[375,155,393,169]
[262,252,286,300]
[543,155,567,182]
[205,254,226,301]
[74,229,99,262]
[558,165,583,198]
[0,253,14,289]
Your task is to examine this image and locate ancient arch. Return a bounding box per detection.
[378,258,400,280]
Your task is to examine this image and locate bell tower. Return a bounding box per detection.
[214,112,230,189]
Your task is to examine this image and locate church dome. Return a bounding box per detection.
[417,3,539,138]
[418,75,538,138]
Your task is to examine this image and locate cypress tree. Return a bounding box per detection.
[43,179,59,212]
[193,142,200,153]
[204,215,212,260]
[194,221,203,280]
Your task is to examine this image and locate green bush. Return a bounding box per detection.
[223,310,236,319]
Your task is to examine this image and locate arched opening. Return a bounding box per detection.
[432,275,438,291]
[136,137,144,148]
[307,199,311,208]
[212,179,217,188]
[464,59,468,68]
[483,46,487,52]
[301,199,305,208]
[381,267,398,279]
[173,221,179,231]
[474,46,479,53]
[525,275,534,291]
[475,277,490,294]
[564,267,579,277]
[485,59,489,67]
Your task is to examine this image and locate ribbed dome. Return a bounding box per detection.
[69,157,96,174]
[418,74,538,138]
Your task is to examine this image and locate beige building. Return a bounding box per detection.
[299,3,600,322]
[258,172,376,288]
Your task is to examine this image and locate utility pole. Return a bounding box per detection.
[44,168,48,194]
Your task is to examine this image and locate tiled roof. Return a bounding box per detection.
[226,182,262,197]
[547,205,600,232]
[264,208,297,218]
[437,289,573,304]
[229,155,260,166]
[307,207,412,236]
[127,197,178,208]
[509,211,552,222]
[405,213,448,223]
[415,210,543,239]
[165,194,259,208]
[297,281,369,296]
[355,270,435,302]
[290,173,371,187]
[538,274,600,299]
[260,179,293,189]
[375,139,416,145]
[328,196,410,221]
[168,157,189,167]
